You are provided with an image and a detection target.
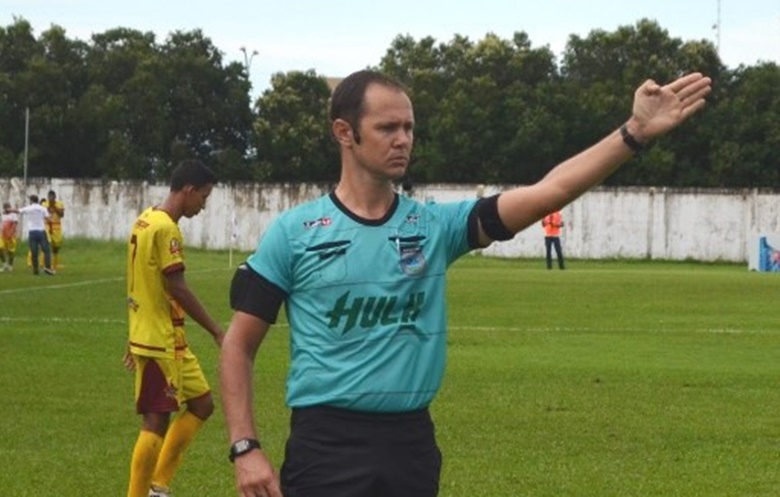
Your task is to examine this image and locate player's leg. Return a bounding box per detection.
[376,409,441,497]
[7,237,16,270]
[40,232,53,273]
[280,407,376,497]
[127,356,176,497]
[553,237,565,269]
[0,237,6,269]
[151,350,213,494]
[545,237,554,269]
[50,229,62,269]
[29,231,41,274]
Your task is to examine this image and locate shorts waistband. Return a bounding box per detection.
[291,405,430,424]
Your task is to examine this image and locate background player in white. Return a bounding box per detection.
[9,195,54,275]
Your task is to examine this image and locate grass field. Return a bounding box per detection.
[1,239,778,496]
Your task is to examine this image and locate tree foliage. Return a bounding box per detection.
[0,17,778,188]
[253,70,337,182]
[0,19,251,182]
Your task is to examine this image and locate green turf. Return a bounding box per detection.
[0,239,778,496]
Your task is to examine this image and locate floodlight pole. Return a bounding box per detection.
[240,46,258,75]
[715,0,722,55]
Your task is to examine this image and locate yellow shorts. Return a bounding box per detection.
[0,236,16,253]
[133,348,210,414]
[48,229,63,250]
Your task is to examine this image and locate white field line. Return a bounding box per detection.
[0,276,124,294]
[0,268,227,295]
[449,326,774,335]
[1,316,126,324]
[450,326,771,335]
[0,271,769,335]
[0,317,767,335]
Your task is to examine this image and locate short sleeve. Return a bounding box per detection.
[425,199,479,265]
[156,222,185,274]
[246,217,293,293]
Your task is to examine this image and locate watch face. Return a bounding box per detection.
[230,438,260,462]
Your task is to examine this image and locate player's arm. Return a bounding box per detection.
[220,312,282,497]
[476,73,711,245]
[166,270,224,345]
[220,263,286,496]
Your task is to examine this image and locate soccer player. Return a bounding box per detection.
[0,202,19,271]
[42,190,65,269]
[125,159,225,497]
[219,70,711,497]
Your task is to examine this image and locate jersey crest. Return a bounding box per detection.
[400,246,426,275]
[169,238,182,255]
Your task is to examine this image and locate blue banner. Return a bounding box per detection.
[758,236,780,272]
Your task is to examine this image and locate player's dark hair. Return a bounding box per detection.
[330,70,407,145]
[169,159,218,191]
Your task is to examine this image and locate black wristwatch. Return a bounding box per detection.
[228,438,261,462]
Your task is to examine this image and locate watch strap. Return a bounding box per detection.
[228,437,261,462]
[620,123,645,154]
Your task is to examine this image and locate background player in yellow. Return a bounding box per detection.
[1,202,19,271]
[125,159,225,497]
[42,190,65,269]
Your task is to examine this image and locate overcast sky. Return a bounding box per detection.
[5,0,779,95]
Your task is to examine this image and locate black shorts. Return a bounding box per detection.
[280,405,442,497]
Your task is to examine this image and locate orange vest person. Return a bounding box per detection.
[541,211,565,269]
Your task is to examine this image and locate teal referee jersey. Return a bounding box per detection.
[247,192,480,412]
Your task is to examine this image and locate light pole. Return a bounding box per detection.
[239,46,258,74]
[712,0,721,56]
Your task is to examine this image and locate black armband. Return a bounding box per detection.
[229,263,286,324]
[476,194,514,241]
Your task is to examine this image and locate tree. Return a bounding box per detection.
[253,70,337,182]
[706,63,780,187]
[155,29,253,181]
[0,18,40,176]
[381,32,560,184]
[560,19,723,186]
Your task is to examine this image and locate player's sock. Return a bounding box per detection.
[53,253,60,269]
[151,410,204,490]
[128,430,163,497]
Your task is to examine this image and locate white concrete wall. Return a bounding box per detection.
[2,178,778,262]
